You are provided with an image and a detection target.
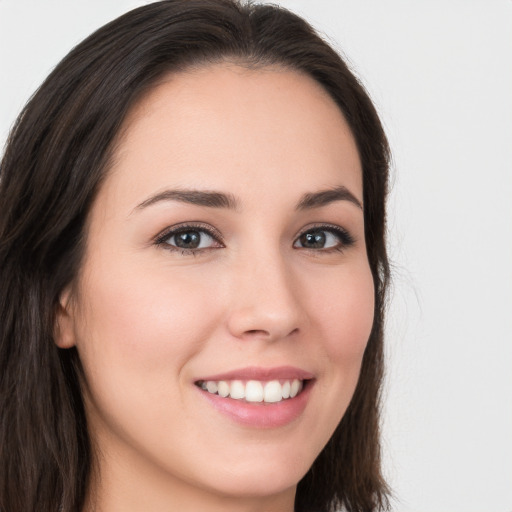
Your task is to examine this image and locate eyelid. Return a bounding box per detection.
[294,223,355,249]
[153,221,354,253]
[154,222,224,248]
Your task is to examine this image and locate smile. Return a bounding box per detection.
[194,367,314,428]
[196,379,304,403]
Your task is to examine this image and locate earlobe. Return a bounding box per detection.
[54,288,76,349]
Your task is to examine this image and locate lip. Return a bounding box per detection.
[194,366,315,429]
[195,365,315,383]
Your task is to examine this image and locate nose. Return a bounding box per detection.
[226,253,303,342]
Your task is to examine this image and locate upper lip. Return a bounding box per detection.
[195,365,314,382]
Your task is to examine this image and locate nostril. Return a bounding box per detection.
[241,327,299,340]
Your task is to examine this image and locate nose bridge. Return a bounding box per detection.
[226,243,302,341]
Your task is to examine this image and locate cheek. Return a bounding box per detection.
[72,260,226,459]
[74,261,220,388]
[289,261,374,464]
[312,261,375,369]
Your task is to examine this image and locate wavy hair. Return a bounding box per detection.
[0,1,390,511]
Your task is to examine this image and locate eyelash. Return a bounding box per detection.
[154,222,224,256]
[296,223,356,253]
[154,222,355,255]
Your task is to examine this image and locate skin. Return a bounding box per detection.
[56,64,375,512]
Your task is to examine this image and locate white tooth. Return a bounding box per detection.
[229,380,245,399]
[290,379,301,398]
[217,381,230,397]
[264,380,283,403]
[245,380,264,402]
[282,381,291,399]
[206,381,218,394]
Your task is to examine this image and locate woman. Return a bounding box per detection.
[0,1,390,511]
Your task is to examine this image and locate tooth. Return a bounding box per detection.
[282,381,291,399]
[245,380,264,402]
[229,380,245,399]
[264,380,283,403]
[217,381,230,397]
[290,379,301,398]
[206,381,218,394]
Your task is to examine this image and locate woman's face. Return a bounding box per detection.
[58,64,375,509]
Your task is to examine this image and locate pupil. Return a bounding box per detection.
[176,231,200,249]
[301,231,325,248]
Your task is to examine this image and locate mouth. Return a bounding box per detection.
[195,378,306,404]
[194,366,314,428]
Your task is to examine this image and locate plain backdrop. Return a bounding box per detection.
[1,1,511,511]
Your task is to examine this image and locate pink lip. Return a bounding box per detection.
[195,366,315,429]
[196,365,314,383]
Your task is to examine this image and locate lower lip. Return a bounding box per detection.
[197,381,314,428]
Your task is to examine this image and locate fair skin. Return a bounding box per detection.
[56,64,374,512]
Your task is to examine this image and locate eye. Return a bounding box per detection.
[293,225,354,251]
[155,223,223,253]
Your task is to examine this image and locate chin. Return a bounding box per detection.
[195,448,313,499]
[207,471,302,500]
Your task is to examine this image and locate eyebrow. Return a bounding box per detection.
[133,185,362,213]
[296,186,363,210]
[134,189,240,212]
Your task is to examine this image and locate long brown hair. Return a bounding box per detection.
[0,1,391,511]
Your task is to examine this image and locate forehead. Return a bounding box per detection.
[104,64,362,211]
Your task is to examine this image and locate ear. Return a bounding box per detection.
[54,287,76,349]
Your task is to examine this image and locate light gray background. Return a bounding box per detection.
[1,1,511,511]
